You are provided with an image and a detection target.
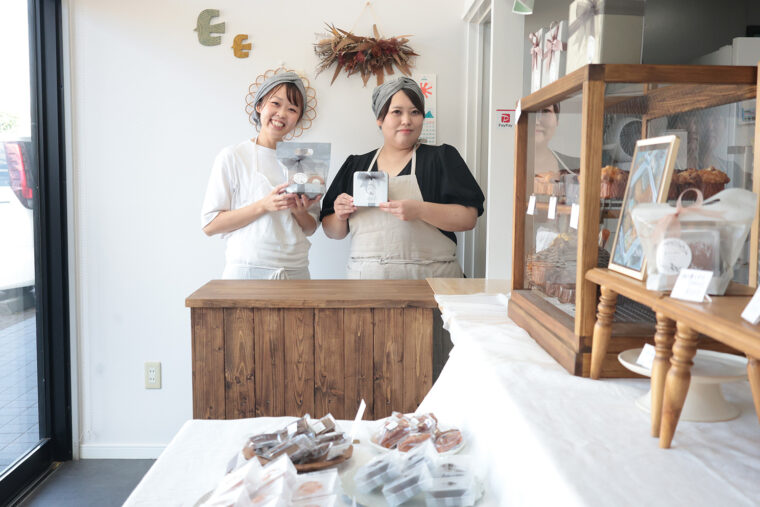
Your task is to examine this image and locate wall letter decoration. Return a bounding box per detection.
[232,34,253,58]
[195,9,225,46]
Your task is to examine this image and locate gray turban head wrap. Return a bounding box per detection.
[371,76,425,119]
[250,71,306,127]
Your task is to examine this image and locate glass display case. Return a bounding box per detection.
[509,64,759,377]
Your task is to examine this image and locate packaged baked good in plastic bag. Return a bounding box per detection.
[276,142,330,199]
[632,188,757,295]
[353,452,401,493]
[372,412,411,449]
[291,469,339,502]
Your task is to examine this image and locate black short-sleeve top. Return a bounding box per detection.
[320,144,485,244]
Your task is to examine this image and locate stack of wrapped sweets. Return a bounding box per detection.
[526,233,577,291]
[354,440,481,506]
[228,414,351,474]
[202,454,341,507]
[371,412,464,454]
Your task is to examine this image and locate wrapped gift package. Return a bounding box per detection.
[631,188,757,295]
[529,28,544,93]
[541,21,568,88]
[566,0,646,74]
[276,142,330,199]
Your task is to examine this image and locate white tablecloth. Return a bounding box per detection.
[124,417,496,507]
[418,294,760,507]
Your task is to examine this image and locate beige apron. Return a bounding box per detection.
[346,147,463,280]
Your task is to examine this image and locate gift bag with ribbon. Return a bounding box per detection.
[541,21,567,88]
[529,28,544,93]
[566,0,646,74]
[631,188,757,295]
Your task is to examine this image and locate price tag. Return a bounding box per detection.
[349,399,366,441]
[569,203,580,229]
[548,196,558,220]
[527,194,536,215]
[515,99,522,124]
[670,269,713,302]
[741,287,760,325]
[635,343,656,370]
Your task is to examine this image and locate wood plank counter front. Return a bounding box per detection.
[186,280,441,421]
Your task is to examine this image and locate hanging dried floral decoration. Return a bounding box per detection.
[314,23,418,87]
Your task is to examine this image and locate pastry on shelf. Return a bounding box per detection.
[534,170,565,195]
[674,167,700,197]
[698,166,730,199]
[600,165,628,199]
[666,170,681,200]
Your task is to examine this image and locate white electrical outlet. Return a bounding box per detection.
[145,361,161,389]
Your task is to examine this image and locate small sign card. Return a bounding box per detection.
[570,203,580,229]
[740,287,760,325]
[349,399,366,441]
[548,196,558,220]
[635,343,656,370]
[527,194,536,215]
[670,269,713,303]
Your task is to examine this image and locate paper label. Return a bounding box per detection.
[670,269,713,302]
[548,196,558,220]
[527,194,536,215]
[570,203,580,229]
[635,343,656,370]
[350,399,367,441]
[740,287,760,325]
[515,99,522,124]
[656,238,692,275]
[586,35,596,63]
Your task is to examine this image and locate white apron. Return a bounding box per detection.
[219,140,311,280]
[346,147,462,280]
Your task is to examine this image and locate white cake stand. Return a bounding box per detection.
[618,348,748,422]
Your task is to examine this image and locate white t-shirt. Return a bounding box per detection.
[201,140,319,270]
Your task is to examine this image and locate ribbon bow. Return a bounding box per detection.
[568,0,600,39]
[543,22,567,72]
[652,188,725,240]
[529,31,542,71]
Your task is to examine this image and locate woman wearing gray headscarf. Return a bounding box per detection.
[201,70,321,279]
[321,77,485,280]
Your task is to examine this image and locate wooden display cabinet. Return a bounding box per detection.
[509,64,760,377]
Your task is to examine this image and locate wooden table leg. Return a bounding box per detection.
[660,322,698,449]
[650,313,675,438]
[748,355,760,425]
[590,285,618,380]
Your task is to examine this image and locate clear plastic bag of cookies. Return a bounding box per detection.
[291,469,339,502]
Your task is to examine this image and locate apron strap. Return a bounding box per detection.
[366,144,419,175]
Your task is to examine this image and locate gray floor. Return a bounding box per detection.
[17,459,154,506]
[0,310,38,474]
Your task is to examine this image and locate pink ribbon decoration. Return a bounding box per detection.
[529,31,542,72]
[543,22,567,74]
[652,188,725,241]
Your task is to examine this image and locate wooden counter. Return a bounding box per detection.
[186,280,443,421]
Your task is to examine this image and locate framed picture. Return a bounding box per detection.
[608,135,680,279]
[737,100,756,125]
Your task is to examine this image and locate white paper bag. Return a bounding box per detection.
[529,28,544,93]
[541,21,567,87]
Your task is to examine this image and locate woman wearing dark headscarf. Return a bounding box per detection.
[201,69,320,279]
[321,77,485,279]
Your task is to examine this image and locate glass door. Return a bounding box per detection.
[0,0,71,502]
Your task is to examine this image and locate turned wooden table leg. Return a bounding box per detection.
[748,356,760,425]
[650,313,675,438]
[660,322,699,449]
[590,285,618,380]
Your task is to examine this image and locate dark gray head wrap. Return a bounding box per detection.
[371,77,424,119]
[250,71,306,127]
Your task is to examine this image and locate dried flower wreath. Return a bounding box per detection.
[314,24,418,87]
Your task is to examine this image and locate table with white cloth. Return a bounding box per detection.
[417,291,760,506]
[124,417,497,507]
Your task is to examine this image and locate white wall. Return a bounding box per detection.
[67,0,471,457]
[483,1,524,279]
